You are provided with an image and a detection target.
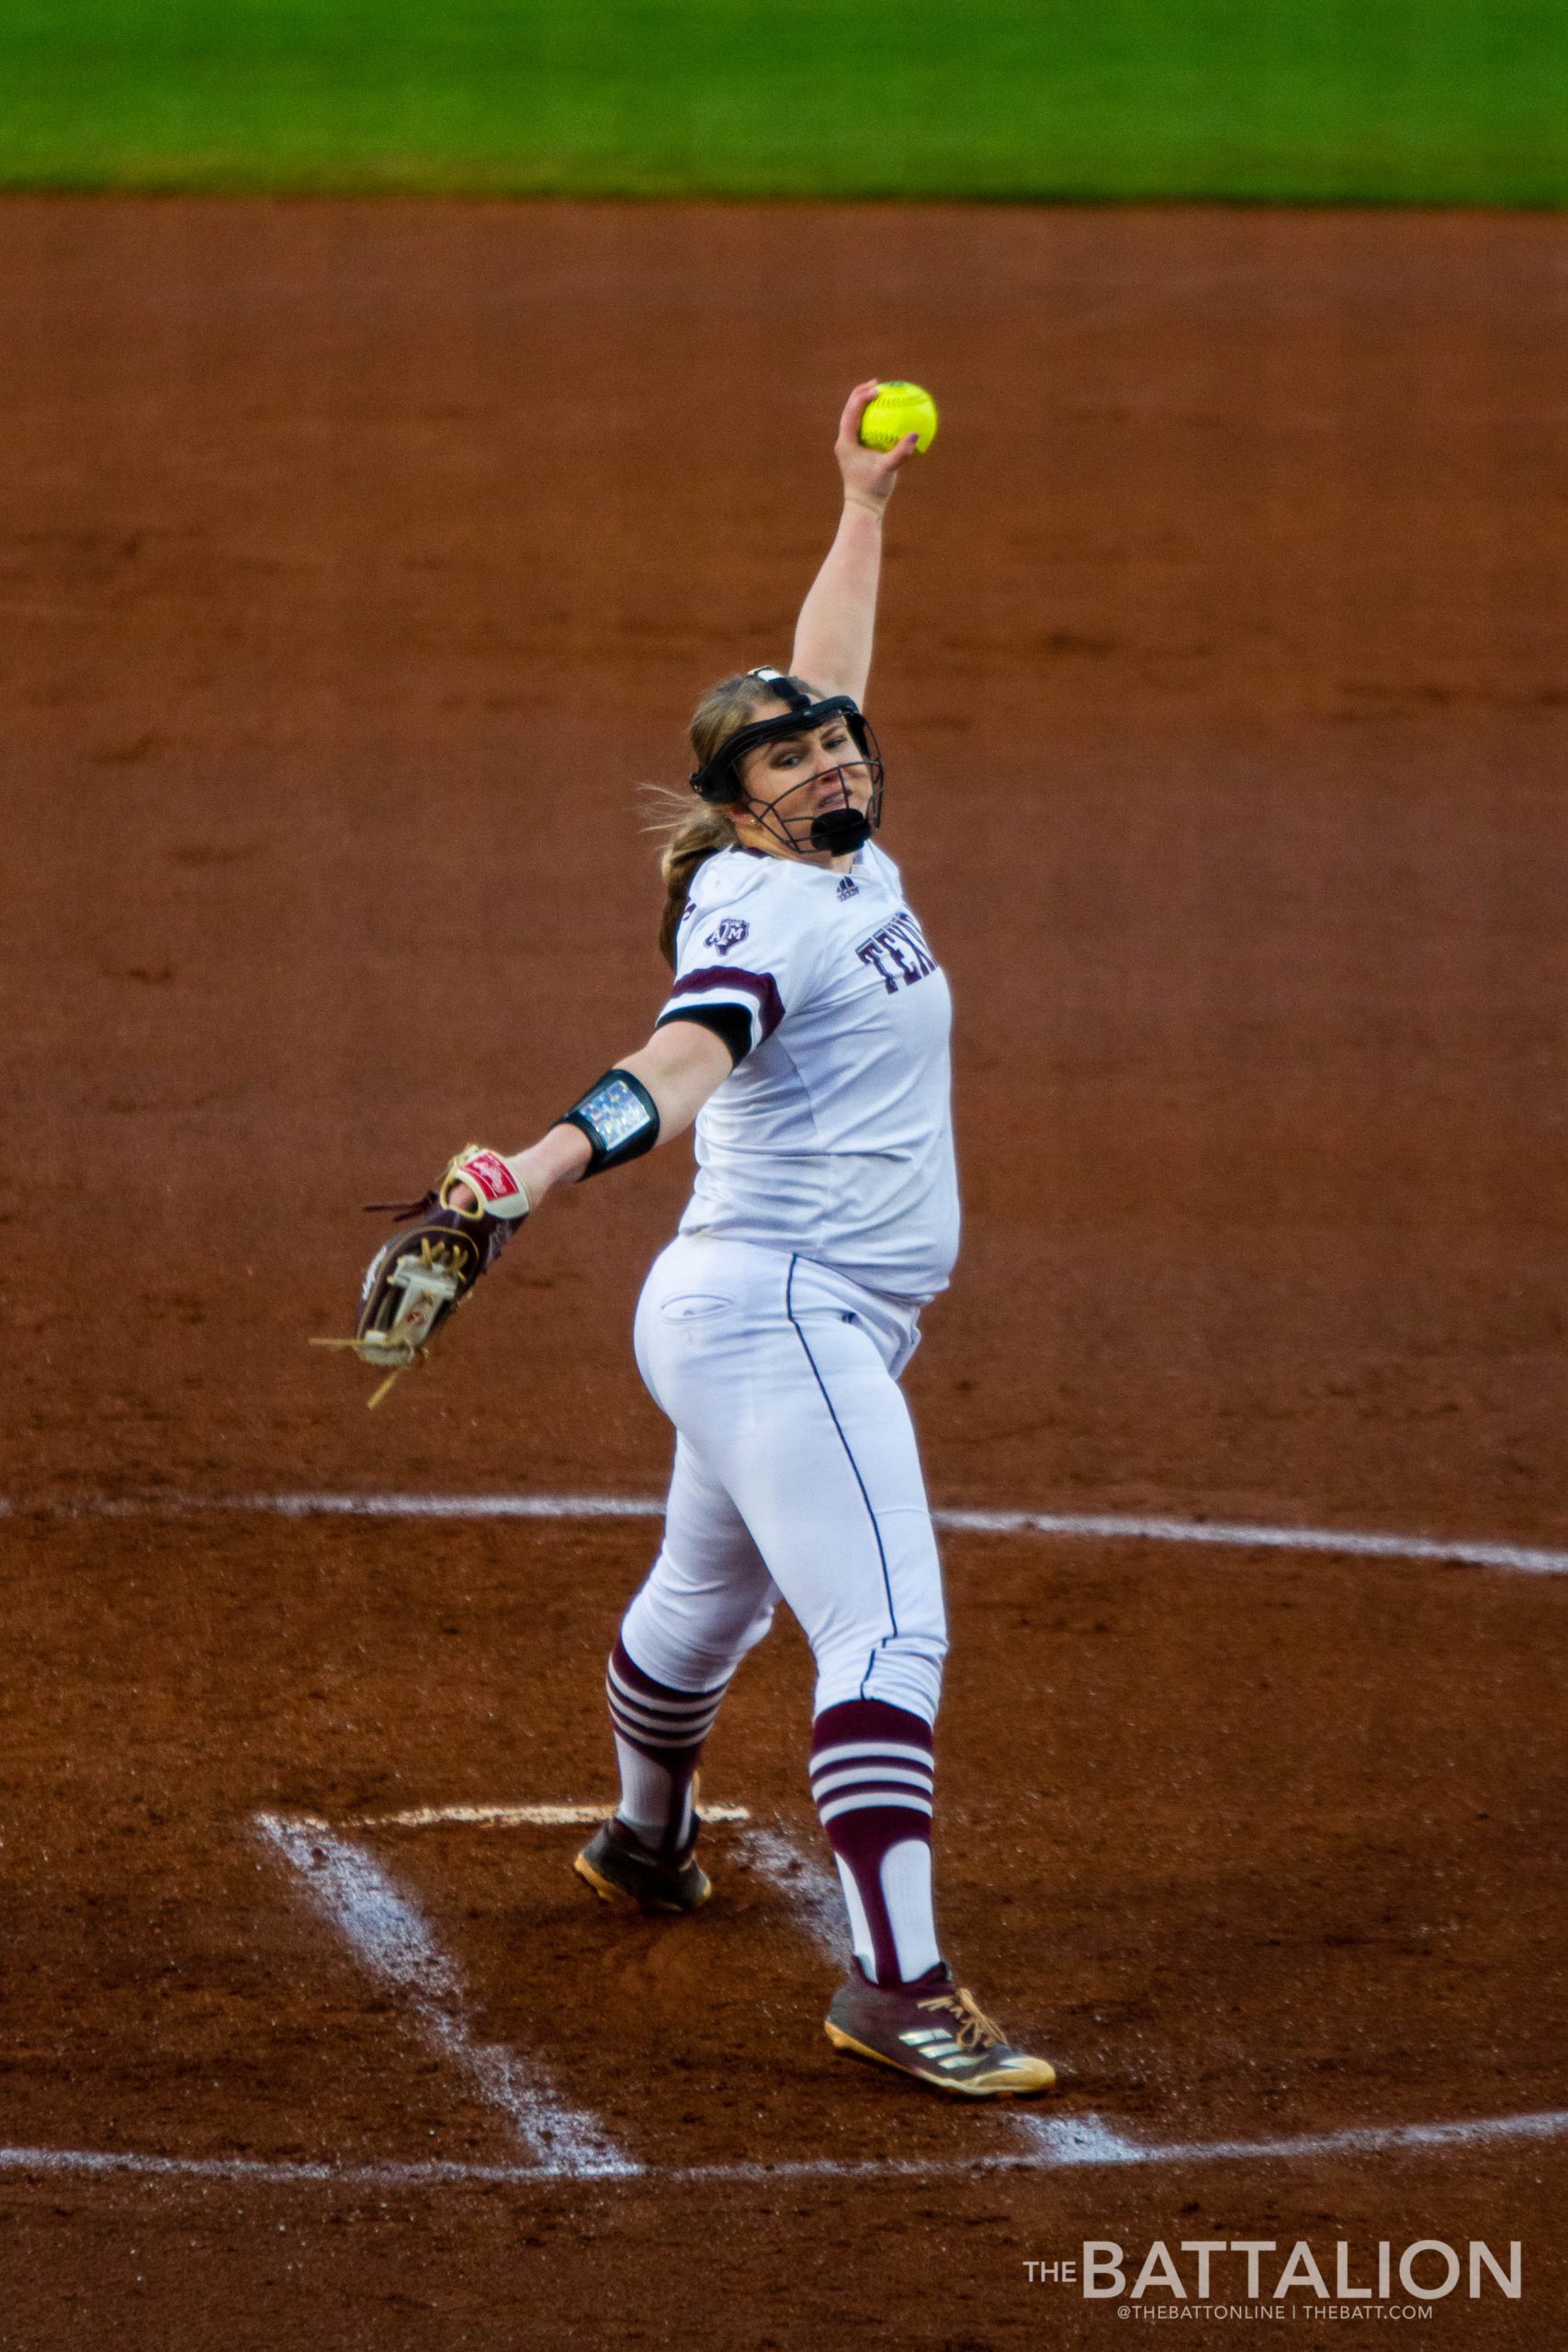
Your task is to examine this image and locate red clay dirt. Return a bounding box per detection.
[1,199,1566,2346]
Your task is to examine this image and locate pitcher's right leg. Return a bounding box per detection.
[576,1430,778,1914]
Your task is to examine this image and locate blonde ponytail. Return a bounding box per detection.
[657,802,739,966]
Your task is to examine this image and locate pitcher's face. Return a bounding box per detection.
[734,705,875,860]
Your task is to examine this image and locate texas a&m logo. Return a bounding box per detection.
[856,910,937,996]
[704,917,750,956]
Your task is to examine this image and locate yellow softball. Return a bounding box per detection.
[859,380,939,456]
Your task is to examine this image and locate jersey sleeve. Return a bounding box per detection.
[654,865,823,1063]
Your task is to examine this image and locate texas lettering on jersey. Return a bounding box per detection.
[855,909,938,996]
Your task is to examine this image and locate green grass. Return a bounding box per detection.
[2,0,1566,204]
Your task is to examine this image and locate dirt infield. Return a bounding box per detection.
[2,199,1566,2346]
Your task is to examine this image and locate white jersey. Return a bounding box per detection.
[655,842,959,1301]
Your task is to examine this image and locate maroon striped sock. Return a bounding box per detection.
[606,1636,728,1858]
[809,1698,942,1984]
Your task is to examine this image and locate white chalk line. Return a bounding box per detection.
[254,1814,636,2179]
[18,1489,1568,1575]
[1015,2105,1568,2171]
[939,1507,1568,1577]
[5,2106,1567,2196]
[307,1802,751,1830]
[51,1492,660,1522]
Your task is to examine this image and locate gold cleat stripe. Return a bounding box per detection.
[971,2059,1057,2094]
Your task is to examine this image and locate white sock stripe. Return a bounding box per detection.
[605,1678,724,1723]
[608,1709,718,1753]
[880,1836,941,1984]
[607,1663,727,1715]
[607,1690,723,1736]
[809,1747,934,1771]
[606,1693,724,1749]
[808,1740,932,1775]
[809,1761,934,1801]
[817,1790,934,1826]
[611,1683,719,1721]
[607,1699,721,1736]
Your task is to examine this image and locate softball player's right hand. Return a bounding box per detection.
[837,381,919,514]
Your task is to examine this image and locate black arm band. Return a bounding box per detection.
[558,1068,660,1178]
[654,1002,751,1068]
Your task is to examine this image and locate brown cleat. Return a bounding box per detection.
[824,1963,1057,2098]
[573,1816,712,1915]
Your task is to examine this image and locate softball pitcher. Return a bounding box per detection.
[344,383,1056,2098]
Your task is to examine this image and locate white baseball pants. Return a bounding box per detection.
[625,1235,948,1724]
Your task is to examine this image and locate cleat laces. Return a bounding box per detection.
[915,1987,1007,2055]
